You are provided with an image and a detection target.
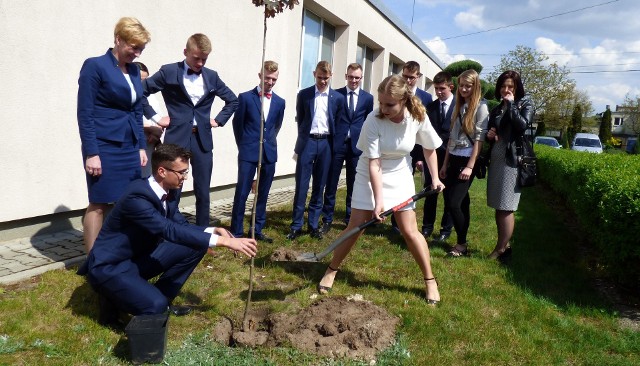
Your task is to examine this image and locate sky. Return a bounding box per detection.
[378,0,640,114]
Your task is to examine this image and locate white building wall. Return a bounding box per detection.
[0,0,442,224]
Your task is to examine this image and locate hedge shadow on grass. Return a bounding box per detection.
[504,184,609,310]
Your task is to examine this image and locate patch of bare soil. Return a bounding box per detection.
[269,247,302,262]
[213,296,399,362]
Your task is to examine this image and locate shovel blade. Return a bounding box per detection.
[294,252,320,262]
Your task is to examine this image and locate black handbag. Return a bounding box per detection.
[516,135,537,187]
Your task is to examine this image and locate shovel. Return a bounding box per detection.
[293,187,441,262]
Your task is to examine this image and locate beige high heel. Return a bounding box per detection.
[424,277,440,305]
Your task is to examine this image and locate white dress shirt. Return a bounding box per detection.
[311,86,330,134]
[183,61,206,126]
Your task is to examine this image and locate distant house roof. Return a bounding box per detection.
[367,0,445,69]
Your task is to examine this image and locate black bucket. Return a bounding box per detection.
[125,313,169,364]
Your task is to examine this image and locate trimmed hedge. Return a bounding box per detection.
[536,146,640,285]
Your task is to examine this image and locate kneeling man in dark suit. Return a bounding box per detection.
[81,144,257,324]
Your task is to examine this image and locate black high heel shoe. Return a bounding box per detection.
[424,277,440,305]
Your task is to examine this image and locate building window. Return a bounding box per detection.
[388,60,401,76]
[614,117,624,126]
[300,10,335,88]
[356,44,374,92]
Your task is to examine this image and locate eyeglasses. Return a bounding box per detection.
[164,167,189,177]
[347,75,362,81]
[402,74,421,81]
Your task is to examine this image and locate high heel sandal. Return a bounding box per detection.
[317,266,339,294]
[488,244,512,260]
[424,277,440,305]
[446,243,469,258]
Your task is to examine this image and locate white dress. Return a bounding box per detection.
[351,109,442,211]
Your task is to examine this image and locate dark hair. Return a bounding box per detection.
[402,60,421,74]
[433,71,453,85]
[133,61,148,74]
[494,70,525,100]
[151,144,191,173]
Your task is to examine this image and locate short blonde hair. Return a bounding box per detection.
[113,17,150,47]
[376,74,426,122]
[186,33,212,53]
[263,60,278,73]
[315,60,332,74]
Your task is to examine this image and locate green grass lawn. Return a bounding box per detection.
[0,177,638,365]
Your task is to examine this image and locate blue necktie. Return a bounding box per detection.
[349,91,355,117]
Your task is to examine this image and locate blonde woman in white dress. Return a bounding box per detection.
[317,75,445,305]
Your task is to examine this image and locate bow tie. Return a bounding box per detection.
[187,68,201,76]
[161,191,174,202]
[259,92,272,99]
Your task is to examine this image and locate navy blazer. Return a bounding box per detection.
[232,87,286,164]
[84,178,211,287]
[426,98,455,149]
[333,87,374,155]
[294,86,345,155]
[415,88,433,108]
[142,62,238,152]
[77,49,146,156]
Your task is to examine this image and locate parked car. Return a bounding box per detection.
[571,133,603,153]
[534,136,561,149]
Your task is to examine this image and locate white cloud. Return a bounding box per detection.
[453,6,485,30]
[424,37,467,65]
[584,83,640,112]
[535,37,577,66]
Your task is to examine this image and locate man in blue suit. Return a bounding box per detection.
[81,144,257,325]
[143,33,238,226]
[392,61,434,233]
[421,71,455,241]
[230,61,286,242]
[287,61,345,240]
[320,63,374,233]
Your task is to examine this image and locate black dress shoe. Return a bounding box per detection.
[342,217,350,225]
[421,228,433,237]
[253,232,273,243]
[434,233,450,242]
[309,228,323,239]
[320,222,332,235]
[286,229,303,240]
[169,305,192,316]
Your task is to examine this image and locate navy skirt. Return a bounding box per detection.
[84,127,141,204]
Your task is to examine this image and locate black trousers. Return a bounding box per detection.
[443,154,475,245]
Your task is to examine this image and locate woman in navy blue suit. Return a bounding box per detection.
[77,17,150,253]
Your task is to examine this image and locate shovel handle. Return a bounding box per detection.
[312,187,441,261]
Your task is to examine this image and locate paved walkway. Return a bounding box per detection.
[0,184,305,285]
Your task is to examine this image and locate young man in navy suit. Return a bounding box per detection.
[143,33,238,226]
[81,144,257,325]
[287,61,345,240]
[392,61,435,233]
[320,63,374,234]
[230,61,286,242]
[420,71,455,241]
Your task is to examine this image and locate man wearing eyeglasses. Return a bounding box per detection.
[391,61,434,233]
[320,63,374,234]
[79,143,257,326]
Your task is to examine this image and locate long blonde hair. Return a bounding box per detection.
[451,69,482,135]
[376,74,426,122]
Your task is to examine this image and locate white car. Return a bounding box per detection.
[571,133,603,153]
[534,136,561,149]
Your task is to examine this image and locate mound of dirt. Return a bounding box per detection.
[214,296,399,362]
[269,247,301,261]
